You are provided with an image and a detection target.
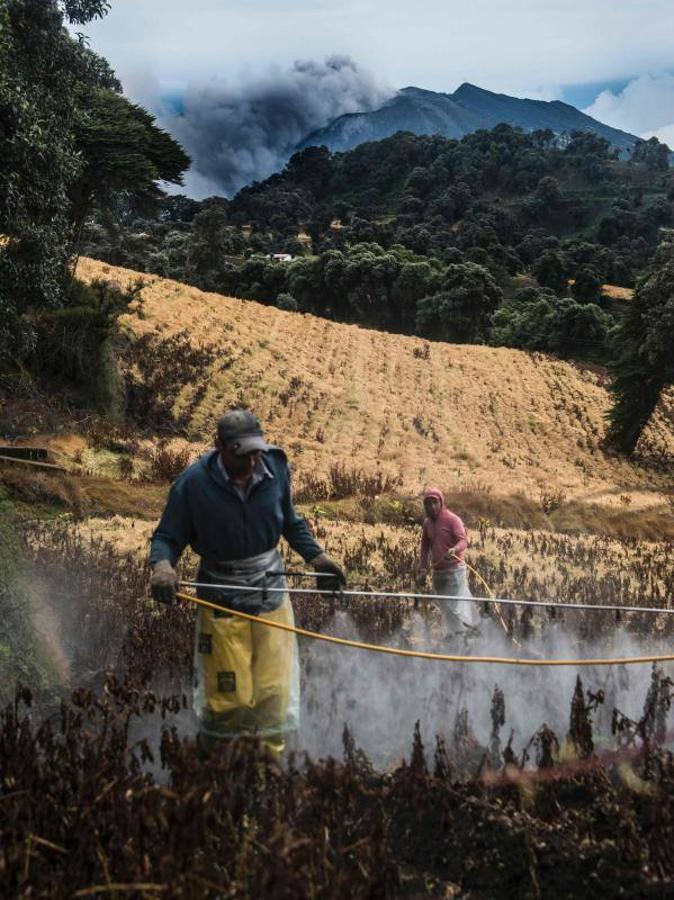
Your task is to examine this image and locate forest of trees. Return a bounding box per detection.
[82,124,674,445]
[0,0,671,452]
[0,0,189,374]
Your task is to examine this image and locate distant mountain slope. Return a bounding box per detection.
[77,258,672,505]
[300,83,638,155]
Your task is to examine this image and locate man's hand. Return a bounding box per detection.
[310,552,347,592]
[151,559,178,605]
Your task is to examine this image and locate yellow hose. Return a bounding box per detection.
[459,557,519,647]
[176,592,674,667]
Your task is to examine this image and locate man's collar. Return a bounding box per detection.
[216,452,273,482]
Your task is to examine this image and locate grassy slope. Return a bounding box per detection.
[76,257,673,512]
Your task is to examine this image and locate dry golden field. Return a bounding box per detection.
[601,283,634,301]
[79,513,671,597]
[567,280,634,301]
[77,512,674,645]
[76,257,673,510]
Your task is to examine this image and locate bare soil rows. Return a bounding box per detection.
[76,257,674,508]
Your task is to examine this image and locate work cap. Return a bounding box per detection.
[217,409,269,455]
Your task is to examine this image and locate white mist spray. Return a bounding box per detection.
[295,608,671,768]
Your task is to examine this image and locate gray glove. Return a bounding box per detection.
[151,559,178,605]
[311,552,347,593]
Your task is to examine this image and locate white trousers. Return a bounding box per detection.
[432,566,477,630]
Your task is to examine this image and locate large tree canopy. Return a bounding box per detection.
[489,287,613,362]
[0,0,105,355]
[0,0,189,361]
[607,235,674,453]
[416,263,503,343]
[630,137,671,172]
[70,86,190,233]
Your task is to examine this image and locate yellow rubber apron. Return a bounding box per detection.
[193,549,300,749]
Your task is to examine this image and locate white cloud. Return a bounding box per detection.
[583,73,674,137]
[642,126,674,151]
[78,0,674,101]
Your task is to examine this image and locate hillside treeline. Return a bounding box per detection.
[83,127,674,448]
[84,129,673,361]
[88,128,673,294]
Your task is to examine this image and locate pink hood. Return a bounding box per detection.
[423,486,445,505]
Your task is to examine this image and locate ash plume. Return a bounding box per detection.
[168,56,392,198]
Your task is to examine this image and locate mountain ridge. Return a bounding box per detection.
[299,82,638,154]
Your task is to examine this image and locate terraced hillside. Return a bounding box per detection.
[76,258,673,508]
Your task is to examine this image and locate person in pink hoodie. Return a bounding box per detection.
[416,487,477,633]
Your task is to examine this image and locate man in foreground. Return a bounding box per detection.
[416,486,477,636]
[149,408,346,755]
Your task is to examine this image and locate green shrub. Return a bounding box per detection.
[28,277,140,416]
[489,287,613,362]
